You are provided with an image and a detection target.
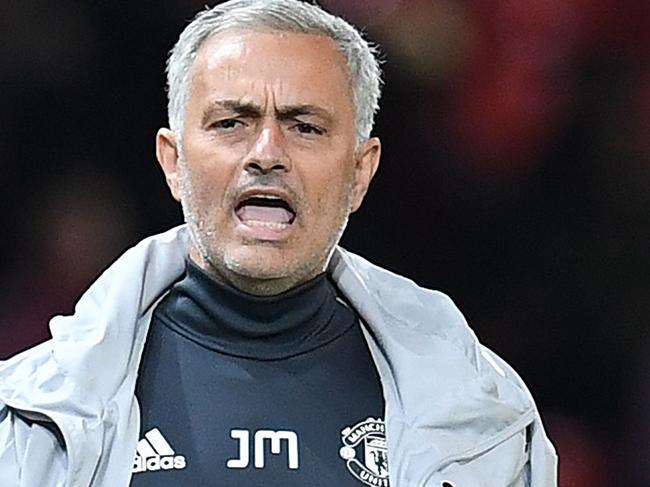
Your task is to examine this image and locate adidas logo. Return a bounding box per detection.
[132,428,187,473]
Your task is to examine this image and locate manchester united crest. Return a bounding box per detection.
[339,418,390,486]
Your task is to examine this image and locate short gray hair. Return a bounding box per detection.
[166,0,383,148]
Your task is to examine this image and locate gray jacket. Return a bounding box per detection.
[0,226,557,486]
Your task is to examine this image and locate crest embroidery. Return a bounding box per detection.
[339,417,390,486]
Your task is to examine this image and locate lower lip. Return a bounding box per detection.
[234,214,295,242]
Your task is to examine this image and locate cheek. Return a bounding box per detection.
[309,169,354,218]
[182,164,230,218]
[182,140,244,200]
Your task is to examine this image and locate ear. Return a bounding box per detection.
[350,137,381,212]
[156,128,182,202]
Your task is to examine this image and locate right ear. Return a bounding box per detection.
[156,128,182,202]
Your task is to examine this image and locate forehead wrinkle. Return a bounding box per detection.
[202,97,335,124]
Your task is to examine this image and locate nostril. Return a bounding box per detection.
[245,159,287,174]
[271,162,287,171]
[245,161,264,173]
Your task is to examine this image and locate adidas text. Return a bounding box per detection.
[133,455,186,473]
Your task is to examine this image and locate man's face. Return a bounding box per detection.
[157,31,380,294]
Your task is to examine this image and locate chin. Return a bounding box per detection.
[223,254,293,280]
[224,249,326,283]
[233,265,290,281]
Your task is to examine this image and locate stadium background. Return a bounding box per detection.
[1,0,648,484]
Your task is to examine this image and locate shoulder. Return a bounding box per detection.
[331,247,536,408]
[331,249,558,484]
[331,248,479,355]
[0,226,189,401]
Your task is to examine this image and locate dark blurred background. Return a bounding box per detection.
[0,0,648,484]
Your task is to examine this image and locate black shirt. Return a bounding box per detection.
[131,261,388,486]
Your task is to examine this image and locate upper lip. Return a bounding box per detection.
[234,187,296,215]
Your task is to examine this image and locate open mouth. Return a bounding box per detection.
[235,194,296,229]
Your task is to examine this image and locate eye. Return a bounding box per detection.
[211,118,244,130]
[293,122,324,136]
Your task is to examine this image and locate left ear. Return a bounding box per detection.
[350,137,381,212]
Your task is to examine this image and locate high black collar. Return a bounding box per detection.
[153,260,355,360]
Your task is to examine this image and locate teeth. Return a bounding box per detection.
[251,194,281,200]
[244,220,289,229]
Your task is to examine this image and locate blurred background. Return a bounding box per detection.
[0,0,648,484]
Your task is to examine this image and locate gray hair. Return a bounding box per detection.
[166,0,382,149]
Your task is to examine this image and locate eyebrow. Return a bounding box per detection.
[201,99,333,126]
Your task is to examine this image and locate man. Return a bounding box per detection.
[0,0,557,485]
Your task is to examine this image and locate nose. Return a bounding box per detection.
[245,123,291,174]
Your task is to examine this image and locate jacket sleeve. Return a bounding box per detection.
[0,400,20,486]
[527,409,557,486]
[481,347,558,486]
[0,401,69,487]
